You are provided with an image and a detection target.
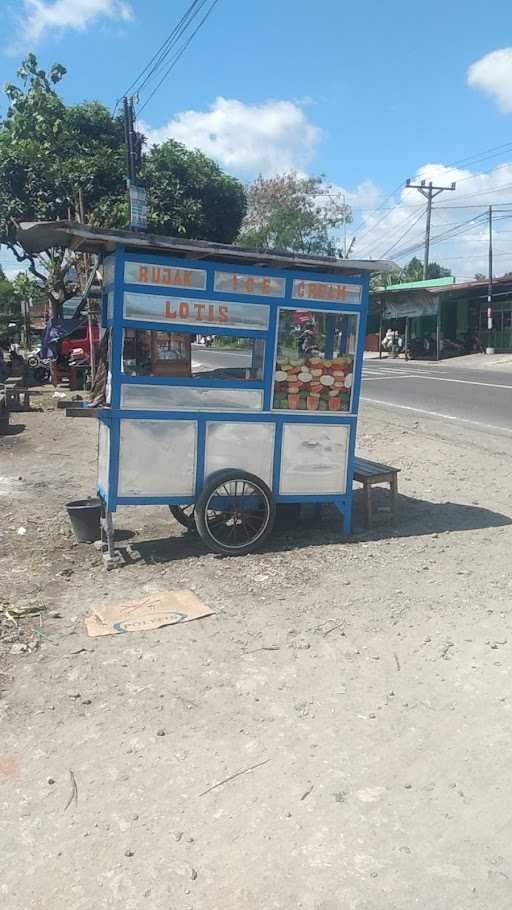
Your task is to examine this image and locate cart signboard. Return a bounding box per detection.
[123,292,270,330]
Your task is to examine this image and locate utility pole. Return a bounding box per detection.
[405,178,456,278]
[123,96,137,184]
[486,204,495,355]
[23,297,32,350]
[123,96,147,231]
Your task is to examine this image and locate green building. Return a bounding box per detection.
[368,275,512,355]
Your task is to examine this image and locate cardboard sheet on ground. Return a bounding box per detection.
[85,591,213,637]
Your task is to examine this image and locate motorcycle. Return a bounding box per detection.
[405,337,429,360]
[27,349,50,383]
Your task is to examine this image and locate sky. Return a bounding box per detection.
[2,0,512,279]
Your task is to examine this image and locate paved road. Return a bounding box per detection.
[193,346,512,435]
[361,359,512,436]
[192,344,252,373]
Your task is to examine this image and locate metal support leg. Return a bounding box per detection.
[390,474,398,521]
[100,511,121,570]
[365,482,373,529]
[334,498,351,536]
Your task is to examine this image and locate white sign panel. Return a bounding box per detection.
[292,279,362,305]
[214,271,285,297]
[125,261,207,291]
[129,184,147,230]
[123,293,269,330]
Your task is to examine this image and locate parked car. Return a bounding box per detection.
[59,323,100,359]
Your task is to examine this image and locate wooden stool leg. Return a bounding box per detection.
[390,474,398,520]
[365,482,373,529]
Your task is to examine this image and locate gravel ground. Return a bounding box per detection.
[1,397,512,909]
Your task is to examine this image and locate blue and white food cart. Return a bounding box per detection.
[18,223,395,562]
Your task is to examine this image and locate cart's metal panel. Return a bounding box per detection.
[121,384,263,412]
[205,421,275,487]
[279,423,349,495]
[97,421,110,493]
[118,419,197,496]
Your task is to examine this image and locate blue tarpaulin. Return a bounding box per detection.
[40,300,86,360]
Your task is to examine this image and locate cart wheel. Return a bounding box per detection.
[195,469,275,556]
[168,504,196,531]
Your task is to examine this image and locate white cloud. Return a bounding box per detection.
[468,48,512,112]
[351,162,512,279]
[140,97,323,177]
[17,0,133,44]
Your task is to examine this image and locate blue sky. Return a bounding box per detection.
[2,0,512,278]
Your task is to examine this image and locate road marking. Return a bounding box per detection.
[363,372,512,390]
[361,396,512,435]
[363,370,411,376]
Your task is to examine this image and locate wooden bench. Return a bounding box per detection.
[3,380,31,411]
[353,457,400,528]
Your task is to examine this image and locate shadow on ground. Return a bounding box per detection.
[113,490,512,567]
[0,424,25,437]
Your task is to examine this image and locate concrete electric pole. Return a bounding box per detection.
[487,204,495,355]
[405,178,456,279]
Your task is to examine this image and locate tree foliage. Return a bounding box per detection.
[374,256,452,289]
[0,55,247,314]
[141,140,246,243]
[0,267,21,336]
[239,173,352,257]
[0,54,127,311]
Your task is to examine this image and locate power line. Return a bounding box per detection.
[391,212,490,260]
[117,0,207,106]
[445,140,512,171]
[389,212,486,259]
[350,181,406,241]
[136,1,209,98]
[137,0,221,115]
[380,206,428,258]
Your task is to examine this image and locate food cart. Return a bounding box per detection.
[17,222,395,564]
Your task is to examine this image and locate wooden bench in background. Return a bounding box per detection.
[353,457,400,528]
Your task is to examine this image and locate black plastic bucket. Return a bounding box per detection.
[66,497,102,543]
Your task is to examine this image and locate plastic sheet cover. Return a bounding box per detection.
[205,422,275,487]
[279,423,349,495]
[121,384,263,411]
[118,419,197,496]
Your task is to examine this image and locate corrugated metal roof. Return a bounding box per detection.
[385,276,456,291]
[373,275,512,300]
[16,221,398,276]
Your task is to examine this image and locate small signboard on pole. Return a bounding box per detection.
[128,183,147,231]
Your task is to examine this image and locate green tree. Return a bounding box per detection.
[0,55,127,314]
[0,56,247,317]
[141,140,246,243]
[239,173,352,256]
[374,256,452,289]
[0,268,21,337]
